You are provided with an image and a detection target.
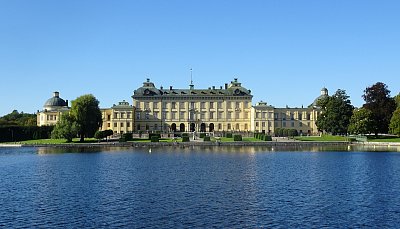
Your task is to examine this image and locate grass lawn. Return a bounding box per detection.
[295,135,350,141]
[212,137,262,142]
[367,136,400,142]
[9,138,98,144]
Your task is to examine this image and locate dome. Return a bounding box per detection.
[310,88,329,108]
[44,92,67,110]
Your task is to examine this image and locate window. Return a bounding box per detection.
[236,123,239,130]
[218,101,223,108]
[274,113,279,120]
[154,124,158,130]
[210,102,214,109]
[162,112,167,119]
[244,124,248,130]
[262,122,266,127]
[121,123,124,128]
[114,112,118,119]
[298,113,302,120]
[291,122,294,127]
[282,113,286,120]
[179,102,185,109]
[236,102,240,109]
[200,102,206,109]
[307,113,311,120]
[144,102,149,109]
[283,122,286,127]
[256,112,261,119]
[135,101,140,108]
[218,112,224,119]
[228,124,231,130]
[136,112,141,119]
[171,112,176,120]
[262,112,266,119]
[244,112,248,119]
[290,113,294,120]
[127,112,131,119]
[154,112,159,119]
[299,122,302,127]
[153,103,158,109]
[235,112,240,119]
[107,115,111,121]
[127,122,130,127]
[180,112,185,119]
[227,102,232,109]
[210,112,214,120]
[307,122,310,127]
[145,112,150,120]
[121,113,125,119]
[190,102,195,109]
[114,123,117,128]
[171,102,176,109]
[218,123,222,130]
[227,112,232,119]
[107,123,110,128]
[269,112,273,119]
[256,122,259,127]
[201,112,205,120]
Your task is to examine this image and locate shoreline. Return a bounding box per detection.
[1,141,400,150]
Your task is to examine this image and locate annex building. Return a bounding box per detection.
[37,78,326,135]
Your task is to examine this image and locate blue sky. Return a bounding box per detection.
[0,0,399,116]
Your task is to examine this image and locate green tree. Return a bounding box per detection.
[70,94,102,142]
[362,82,396,135]
[0,110,37,127]
[394,93,400,108]
[51,113,77,142]
[316,89,354,135]
[348,108,373,135]
[389,108,400,136]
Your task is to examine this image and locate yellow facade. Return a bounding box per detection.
[132,78,253,133]
[37,92,69,126]
[251,101,320,135]
[100,100,135,135]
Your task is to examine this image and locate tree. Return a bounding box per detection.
[362,82,396,135]
[70,94,102,142]
[316,89,354,135]
[0,110,37,127]
[51,113,77,142]
[394,93,400,108]
[348,108,373,135]
[389,108,400,136]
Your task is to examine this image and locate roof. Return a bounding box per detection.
[132,78,252,98]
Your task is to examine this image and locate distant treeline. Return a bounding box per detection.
[0,126,53,143]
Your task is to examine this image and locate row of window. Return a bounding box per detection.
[136,111,250,120]
[106,122,132,128]
[255,112,313,120]
[255,121,311,128]
[136,101,251,110]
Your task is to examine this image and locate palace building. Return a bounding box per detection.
[38,78,325,136]
[132,78,253,133]
[37,92,70,126]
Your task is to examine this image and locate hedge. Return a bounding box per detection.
[203,136,211,141]
[0,126,54,142]
[226,133,233,138]
[151,136,159,142]
[233,134,242,141]
[182,136,190,142]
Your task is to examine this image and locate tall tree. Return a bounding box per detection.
[394,93,400,108]
[348,108,373,135]
[389,108,400,137]
[362,82,396,135]
[51,113,77,142]
[316,89,354,135]
[70,94,102,142]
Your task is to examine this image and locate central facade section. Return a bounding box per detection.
[132,78,253,133]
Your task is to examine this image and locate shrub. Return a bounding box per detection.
[200,133,206,138]
[182,136,190,142]
[149,133,161,140]
[264,135,272,141]
[233,134,242,141]
[94,130,104,140]
[226,133,233,138]
[151,136,159,142]
[120,133,133,142]
[204,136,211,141]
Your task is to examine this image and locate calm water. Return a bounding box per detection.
[1,146,400,228]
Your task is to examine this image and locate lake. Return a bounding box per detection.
[1,146,400,228]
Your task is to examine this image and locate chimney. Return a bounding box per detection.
[212,86,215,90]
[220,86,223,89]
[170,86,173,90]
[66,100,69,107]
[224,83,228,89]
[54,91,59,97]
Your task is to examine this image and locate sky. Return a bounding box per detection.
[0,0,399,116]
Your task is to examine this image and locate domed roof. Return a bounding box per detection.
[310,87,329,108]
[44,92,67,109]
